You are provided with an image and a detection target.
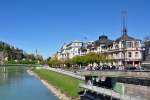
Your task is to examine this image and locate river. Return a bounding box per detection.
[0,66,58,100]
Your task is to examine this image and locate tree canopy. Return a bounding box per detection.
[47,52,112,68]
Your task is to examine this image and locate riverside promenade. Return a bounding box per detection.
[40,67,150,100]
[79,70,150,100]
[43,67,85,80]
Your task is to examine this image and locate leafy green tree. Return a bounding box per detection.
[48,57,62,68]
[71,52,112,67]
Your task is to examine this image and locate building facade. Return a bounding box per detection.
[143,40,150,62]
[113,33,142,67]
[56,41,83,60]
[55,33,143,67]
[142,40,150,69]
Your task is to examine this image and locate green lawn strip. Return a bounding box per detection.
[33,69,83,98]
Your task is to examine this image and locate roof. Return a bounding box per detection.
[144,40,150,46]
[94,35,113,46]
[115,33,139,42]
[80,46,87,52]
[72,40,83,43]
[87,44,96,49]
[79,42,96,52]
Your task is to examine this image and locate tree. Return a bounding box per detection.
[85,52,98,64]
[71,52,112,67]
[48,52,112,69]
[63,59,72,68]
[48,57,62,68]
[72,56,84,66]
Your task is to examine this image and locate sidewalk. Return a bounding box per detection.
[43,67,85,80]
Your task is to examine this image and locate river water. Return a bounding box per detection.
[0,66,58,100]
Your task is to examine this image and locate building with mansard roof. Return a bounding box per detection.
[111,32,142,67]
[80,41,96,55]
[55,32,143,67]
[94,35,113,54]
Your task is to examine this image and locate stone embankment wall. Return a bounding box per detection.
[124,83,150,100]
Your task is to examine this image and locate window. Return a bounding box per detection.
[115,45,119,49]
[76,43,78,46]
[135,42,139,47]
[128,52,132,58]
[135,52,138,58]
[126,42,133,48]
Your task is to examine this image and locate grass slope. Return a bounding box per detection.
[34,69,83,98]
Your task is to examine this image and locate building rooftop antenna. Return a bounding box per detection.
[121,10,128,67]
[121,11,128,35]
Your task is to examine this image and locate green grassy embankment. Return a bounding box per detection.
[33,69,83,98]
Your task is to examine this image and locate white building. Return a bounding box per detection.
[80,41,96,55]
[111,32,142,66]
[56,41,83,60]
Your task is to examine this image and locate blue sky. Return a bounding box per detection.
[0,0,150,58]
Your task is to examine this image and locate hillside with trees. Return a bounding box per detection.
[0,41,43,64]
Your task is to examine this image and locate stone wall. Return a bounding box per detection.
[124,83,150,100]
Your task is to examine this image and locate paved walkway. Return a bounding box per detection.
[43,67,85,80]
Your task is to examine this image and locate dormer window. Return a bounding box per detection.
[126,42,133,48]
[115,45,119,49]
